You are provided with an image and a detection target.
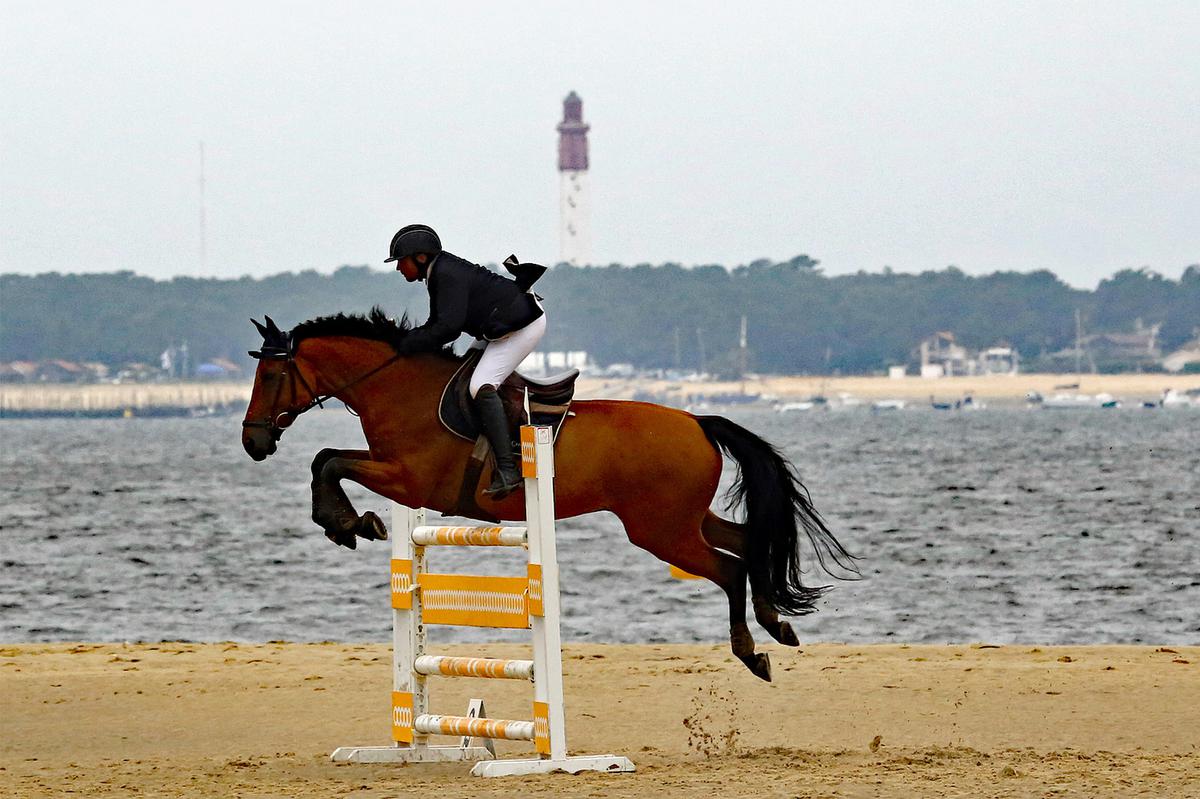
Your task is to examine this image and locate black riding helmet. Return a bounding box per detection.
[385,224,442,263]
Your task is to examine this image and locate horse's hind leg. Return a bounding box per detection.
[311,449,388,549]
[625,512,772,682]
[702,512,800,648]
[752,596,800,647]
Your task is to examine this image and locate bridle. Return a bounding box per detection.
[241,345,401,441]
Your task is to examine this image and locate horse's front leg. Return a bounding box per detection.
[311,448,389,549]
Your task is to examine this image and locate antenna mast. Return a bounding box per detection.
[199,141,208,273]
[739,315,748,393]
[1080,307,1089,376]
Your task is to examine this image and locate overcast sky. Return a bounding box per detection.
[2,1,1197,288]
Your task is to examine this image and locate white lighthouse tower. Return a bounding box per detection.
[557,91,591,266]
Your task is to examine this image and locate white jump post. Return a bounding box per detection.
[331,425,635,777]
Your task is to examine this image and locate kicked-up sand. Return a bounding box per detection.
[2,642,1197,798]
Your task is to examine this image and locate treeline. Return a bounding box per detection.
[1,260,1197,374]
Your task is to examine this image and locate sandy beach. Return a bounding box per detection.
[3,641,1196,798]
[578,373,1200,405]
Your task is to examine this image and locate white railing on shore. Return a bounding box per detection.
[0,381,252,413]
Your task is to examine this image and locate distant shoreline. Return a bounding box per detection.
[580,372,1200,405]
[2,373,1197,415]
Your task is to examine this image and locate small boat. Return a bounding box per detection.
[836,393,865,409]
[1041,393,1120,409]
[871,399,906,412]
[1161,389,1197,408]
[931,394,984,411]
[777,401,815,413]
[959,394,985,411]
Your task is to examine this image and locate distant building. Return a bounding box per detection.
[195,358,244,380]
[916,333,1020,377]
[115,363,161,383]
[1162,335,1200,373]
[557,91,591,266]
[1041,319,1161,371]
[979,346,1020,375]
[39,360,87,382]
[1046,321,1162,372]
[519,350,591,376]
[0,360,108,383]
[0,361,40,383]
[1087,323,1161,364]
[919,332,970,377]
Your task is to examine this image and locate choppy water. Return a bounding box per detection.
[1,406,1197,646]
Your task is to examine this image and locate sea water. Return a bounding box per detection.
[1,406,1197,645]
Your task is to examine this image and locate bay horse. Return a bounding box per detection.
[241,311,857,681]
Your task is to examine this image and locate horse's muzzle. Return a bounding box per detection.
[241,425,278,461]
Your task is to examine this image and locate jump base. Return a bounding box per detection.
[330,745,495,764]
[471,755,636,778]
[329,747,634,777]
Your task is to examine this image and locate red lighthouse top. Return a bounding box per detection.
[557,91,589,171]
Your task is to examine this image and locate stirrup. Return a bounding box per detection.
[483,468,523,499]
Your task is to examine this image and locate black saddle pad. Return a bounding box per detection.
[438,349,576,444]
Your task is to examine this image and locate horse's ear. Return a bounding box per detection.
[265,316,281,336]
[252,318,270,339]
[248,350,262,359]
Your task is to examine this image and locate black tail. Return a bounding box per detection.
[697,415,859,616]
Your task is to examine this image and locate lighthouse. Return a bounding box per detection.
[557,91,591,266]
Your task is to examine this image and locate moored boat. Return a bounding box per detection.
[1041,392,1120,409]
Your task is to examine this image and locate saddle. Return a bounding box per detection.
[438,348,577,521]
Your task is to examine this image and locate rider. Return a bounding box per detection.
[386,223,546,499]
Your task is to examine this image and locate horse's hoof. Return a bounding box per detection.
[357,511,388,541]
[740,652,772,682]
[776,621,800,647]
[325,529,357,550]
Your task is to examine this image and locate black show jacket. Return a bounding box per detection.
[402,252,544,352]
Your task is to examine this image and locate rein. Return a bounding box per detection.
[242,348,402,439]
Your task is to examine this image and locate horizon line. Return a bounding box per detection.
[3,261,1197,292]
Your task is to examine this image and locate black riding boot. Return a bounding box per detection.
[474,386,523,499]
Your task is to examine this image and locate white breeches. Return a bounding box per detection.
[468,312,547,397]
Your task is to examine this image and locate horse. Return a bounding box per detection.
[241,311,858,681]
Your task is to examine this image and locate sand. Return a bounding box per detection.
[3,642,1196,798]
[578,373,1200,405]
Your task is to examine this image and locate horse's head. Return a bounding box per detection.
[241,316,315,461]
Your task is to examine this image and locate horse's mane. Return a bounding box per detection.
[289,307,461,361]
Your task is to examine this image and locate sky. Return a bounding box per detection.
[1,1,1197,288]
